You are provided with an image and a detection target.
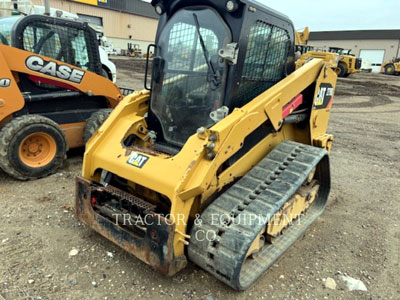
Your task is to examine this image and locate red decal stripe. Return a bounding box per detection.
[28,75,78,91]
[327,97,333,109]
[282,94,303,118]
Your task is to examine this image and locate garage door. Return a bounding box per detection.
[359,50,385,73]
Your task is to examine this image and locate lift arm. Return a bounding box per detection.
[0,44,122,123]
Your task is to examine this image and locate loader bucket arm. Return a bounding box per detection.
[295,27,310,45]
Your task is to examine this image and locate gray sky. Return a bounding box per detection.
[144,0,399,31]
[259,0,400,31]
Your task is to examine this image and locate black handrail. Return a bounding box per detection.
[144,43,156,90]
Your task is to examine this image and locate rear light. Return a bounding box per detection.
[155,3,165,15]
[91,196,96,206]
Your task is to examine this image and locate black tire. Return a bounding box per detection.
[0,32,9,45]
[0,115,67,180]
[83,109,112,143]
[336,62,347,77]
[343,72,351,78]
[384,64,395,75]
[101,66,112,81]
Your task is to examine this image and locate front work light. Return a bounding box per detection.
[226,0,239,12]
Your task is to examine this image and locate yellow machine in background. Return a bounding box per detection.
[294,27,338,70]
[295,26,310,46]
[294,28,361,77]
[381,58,400,75]
[128,43,143,58]
[76,0,337,290]
[295,50,338,70]
[294,28,339,71]
[295,27,313,55]
[328,47,362,77]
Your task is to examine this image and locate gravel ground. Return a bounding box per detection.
[0,62,399,300]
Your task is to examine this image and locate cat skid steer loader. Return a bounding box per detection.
[0,15,125,180]
[76,0,337,290]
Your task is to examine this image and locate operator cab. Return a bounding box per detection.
[0,14,102,74]
[146,0,295,149]
[328,47,353,56]
[0,15,109,125]
[295,44,314,55]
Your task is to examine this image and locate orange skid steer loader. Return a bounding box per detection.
[0,14,126,180]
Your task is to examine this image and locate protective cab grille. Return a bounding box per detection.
[235,21,290,106]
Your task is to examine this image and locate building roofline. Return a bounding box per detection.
[69,0,159,19]
[309,29,400,40]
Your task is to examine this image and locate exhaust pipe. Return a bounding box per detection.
[12,0,18,10]
[44,0,50,15]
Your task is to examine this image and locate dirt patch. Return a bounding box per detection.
[110,56,150,75]
[333,75,400,108]
[335,79,400,97]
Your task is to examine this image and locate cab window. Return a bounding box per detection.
[22,21,92,71]
[236,21,290,106]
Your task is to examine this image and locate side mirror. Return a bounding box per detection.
[144,43,163,90]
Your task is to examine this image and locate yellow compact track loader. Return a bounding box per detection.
[381,58,400,75]
[295,50,339,70]
[0,14,126,180]
[76,0,337,290]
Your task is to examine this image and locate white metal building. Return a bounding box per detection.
[32,0,159,51]
[309,30,400,72]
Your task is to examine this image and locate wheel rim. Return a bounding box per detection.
[335,67,341,75]
[387,66,393,73]
[19,132,57,168]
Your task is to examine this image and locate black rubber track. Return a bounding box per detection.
[188,141,330,290]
